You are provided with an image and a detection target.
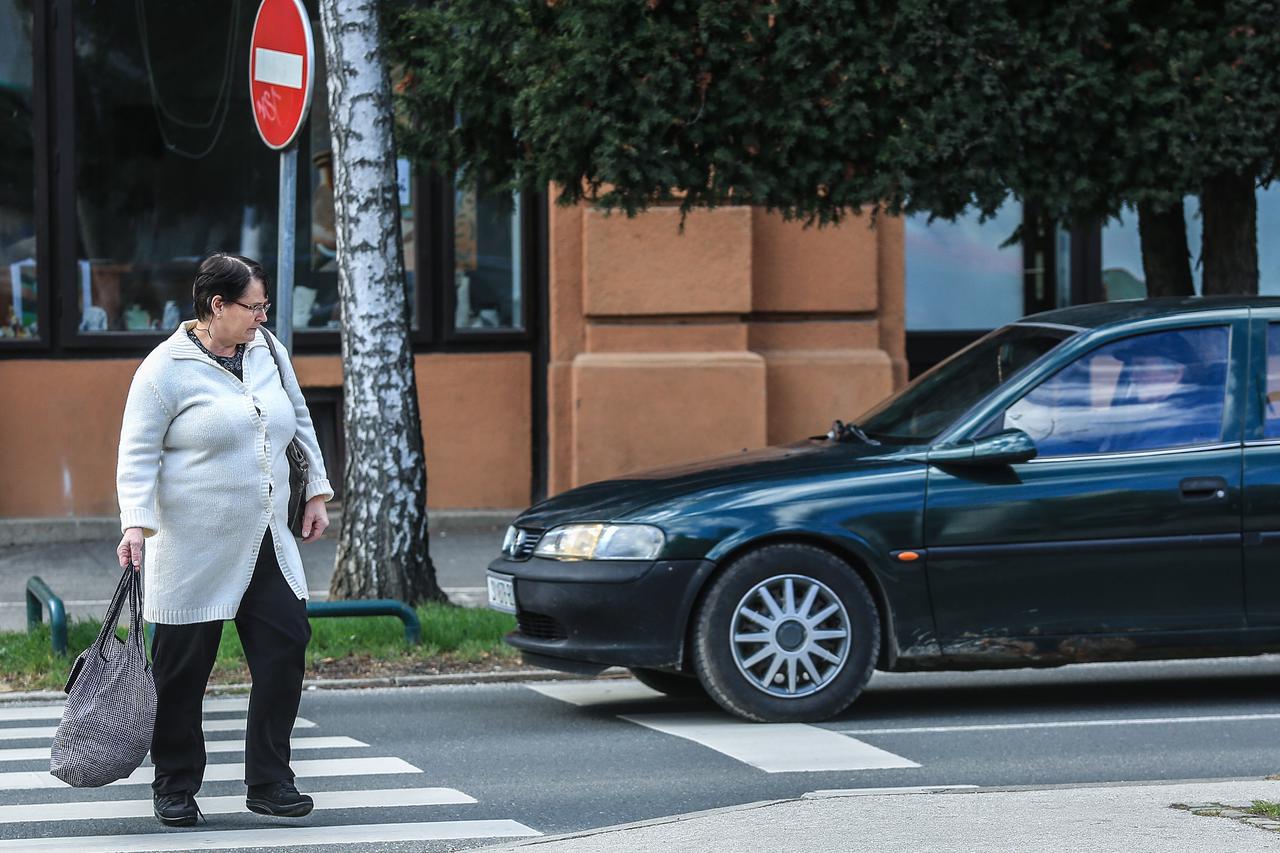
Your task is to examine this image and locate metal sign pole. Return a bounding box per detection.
[276,145,296,353]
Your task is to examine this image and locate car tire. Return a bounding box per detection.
[691,543,879,723]
[629,667,707,698]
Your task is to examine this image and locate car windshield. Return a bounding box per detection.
[857,324,1077,444]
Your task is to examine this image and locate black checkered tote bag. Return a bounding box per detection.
[50,567,156,787]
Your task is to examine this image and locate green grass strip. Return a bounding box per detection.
[0,603,518,693]
[1250,801,1280,819]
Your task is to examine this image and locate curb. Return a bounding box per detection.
[0,666,628,704]
[478,798,791,850]
[477,779,1280,851]
[0,509,521,547]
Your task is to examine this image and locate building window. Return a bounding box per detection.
[452,188,523,333]
[0,1,38,341]
[300,32,417,335]
[0,1,540,358]
[1258,188,1280,296]
[1101,187,1280,299]
[72,1,283,336]
[905,201,1024,331]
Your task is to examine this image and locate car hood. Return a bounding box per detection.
[516,439,906,529]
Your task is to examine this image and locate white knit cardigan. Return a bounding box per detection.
[116,321,333,624]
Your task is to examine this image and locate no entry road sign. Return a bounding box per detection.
[249,0,314,150]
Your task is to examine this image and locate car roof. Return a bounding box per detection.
[1019,296,1280,329]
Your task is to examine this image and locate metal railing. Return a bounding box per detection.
[26,576,68,656]
[306,599,421,644]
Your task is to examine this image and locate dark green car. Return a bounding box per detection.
[488,298,1280,722]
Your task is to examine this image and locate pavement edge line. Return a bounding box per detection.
[0,667,630,704]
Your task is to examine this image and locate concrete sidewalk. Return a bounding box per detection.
[486,779,1280,852]
[0,510,517,629]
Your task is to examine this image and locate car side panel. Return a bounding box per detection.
[655,463,939,668]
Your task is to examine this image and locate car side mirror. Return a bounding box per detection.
[909,429,1038,467]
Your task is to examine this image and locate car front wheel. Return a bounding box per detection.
[691,543,879,722]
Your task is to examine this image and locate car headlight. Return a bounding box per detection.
[533,523,665,561]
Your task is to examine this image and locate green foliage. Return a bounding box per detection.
[387,0,1280,226]
[1250,800,1280,818]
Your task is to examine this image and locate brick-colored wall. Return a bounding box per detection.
[547,201,906,493]
[0,352,531,518]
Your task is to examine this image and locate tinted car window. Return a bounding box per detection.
[1004,326,1230,456]
[858,325,1073,443]
[1265,323,1280,438]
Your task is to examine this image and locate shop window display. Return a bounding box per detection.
[0,0,38,340]
[73,0,282,334]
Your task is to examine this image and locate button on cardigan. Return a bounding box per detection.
[116,321,334,624]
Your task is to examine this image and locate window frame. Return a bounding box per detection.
[0,0,54,354]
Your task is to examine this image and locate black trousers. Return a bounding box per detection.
[150,531,311,796]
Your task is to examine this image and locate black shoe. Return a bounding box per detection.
[246,780,314,817]
[153,791,200,827]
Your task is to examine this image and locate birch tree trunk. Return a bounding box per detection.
[318,0,445,604]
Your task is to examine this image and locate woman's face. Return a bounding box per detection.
[217,278,269,343]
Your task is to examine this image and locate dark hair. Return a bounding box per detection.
[192,253,269,321]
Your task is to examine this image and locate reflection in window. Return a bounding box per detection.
[302,31,416,333]
[1259,187,1280,297]
[1102,189,1280,299]
[1004,327,1229,456]
[1262,324,1280,439]
[454,188,522,332]
[73,1,280,333]
[905,201,1023,331]
[859,325,1072,443]
[1100,199,1202,300]
[0,1,38,340]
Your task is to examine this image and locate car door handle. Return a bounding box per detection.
[1179,477,1229,501]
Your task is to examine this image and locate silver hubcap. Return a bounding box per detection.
[729,574,851,698]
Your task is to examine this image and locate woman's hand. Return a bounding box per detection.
[300,496,329,543]
[117,528,145,572]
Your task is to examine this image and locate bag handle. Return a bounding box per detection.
[125,567,147,660]
[91,568,134,660]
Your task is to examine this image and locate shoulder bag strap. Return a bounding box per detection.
[260,330,287,391]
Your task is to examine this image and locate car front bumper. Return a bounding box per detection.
[487,555,717,674]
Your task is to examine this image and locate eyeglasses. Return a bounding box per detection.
[229,300,271,315]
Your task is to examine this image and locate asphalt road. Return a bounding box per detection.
[4,655,1280,851]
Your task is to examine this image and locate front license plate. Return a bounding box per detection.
[487,573,516,613]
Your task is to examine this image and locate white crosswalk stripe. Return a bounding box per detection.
[0,735,367,763]
[529,680,922,773]
[0,820,541,851]
[0,787,477,824]
[0,698,542,848]
[0,717,317,741]
[621,712,921,773]
[0,756,422,790]
[0,696,250,723]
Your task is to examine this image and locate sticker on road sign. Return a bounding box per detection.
[249,0,314,150]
